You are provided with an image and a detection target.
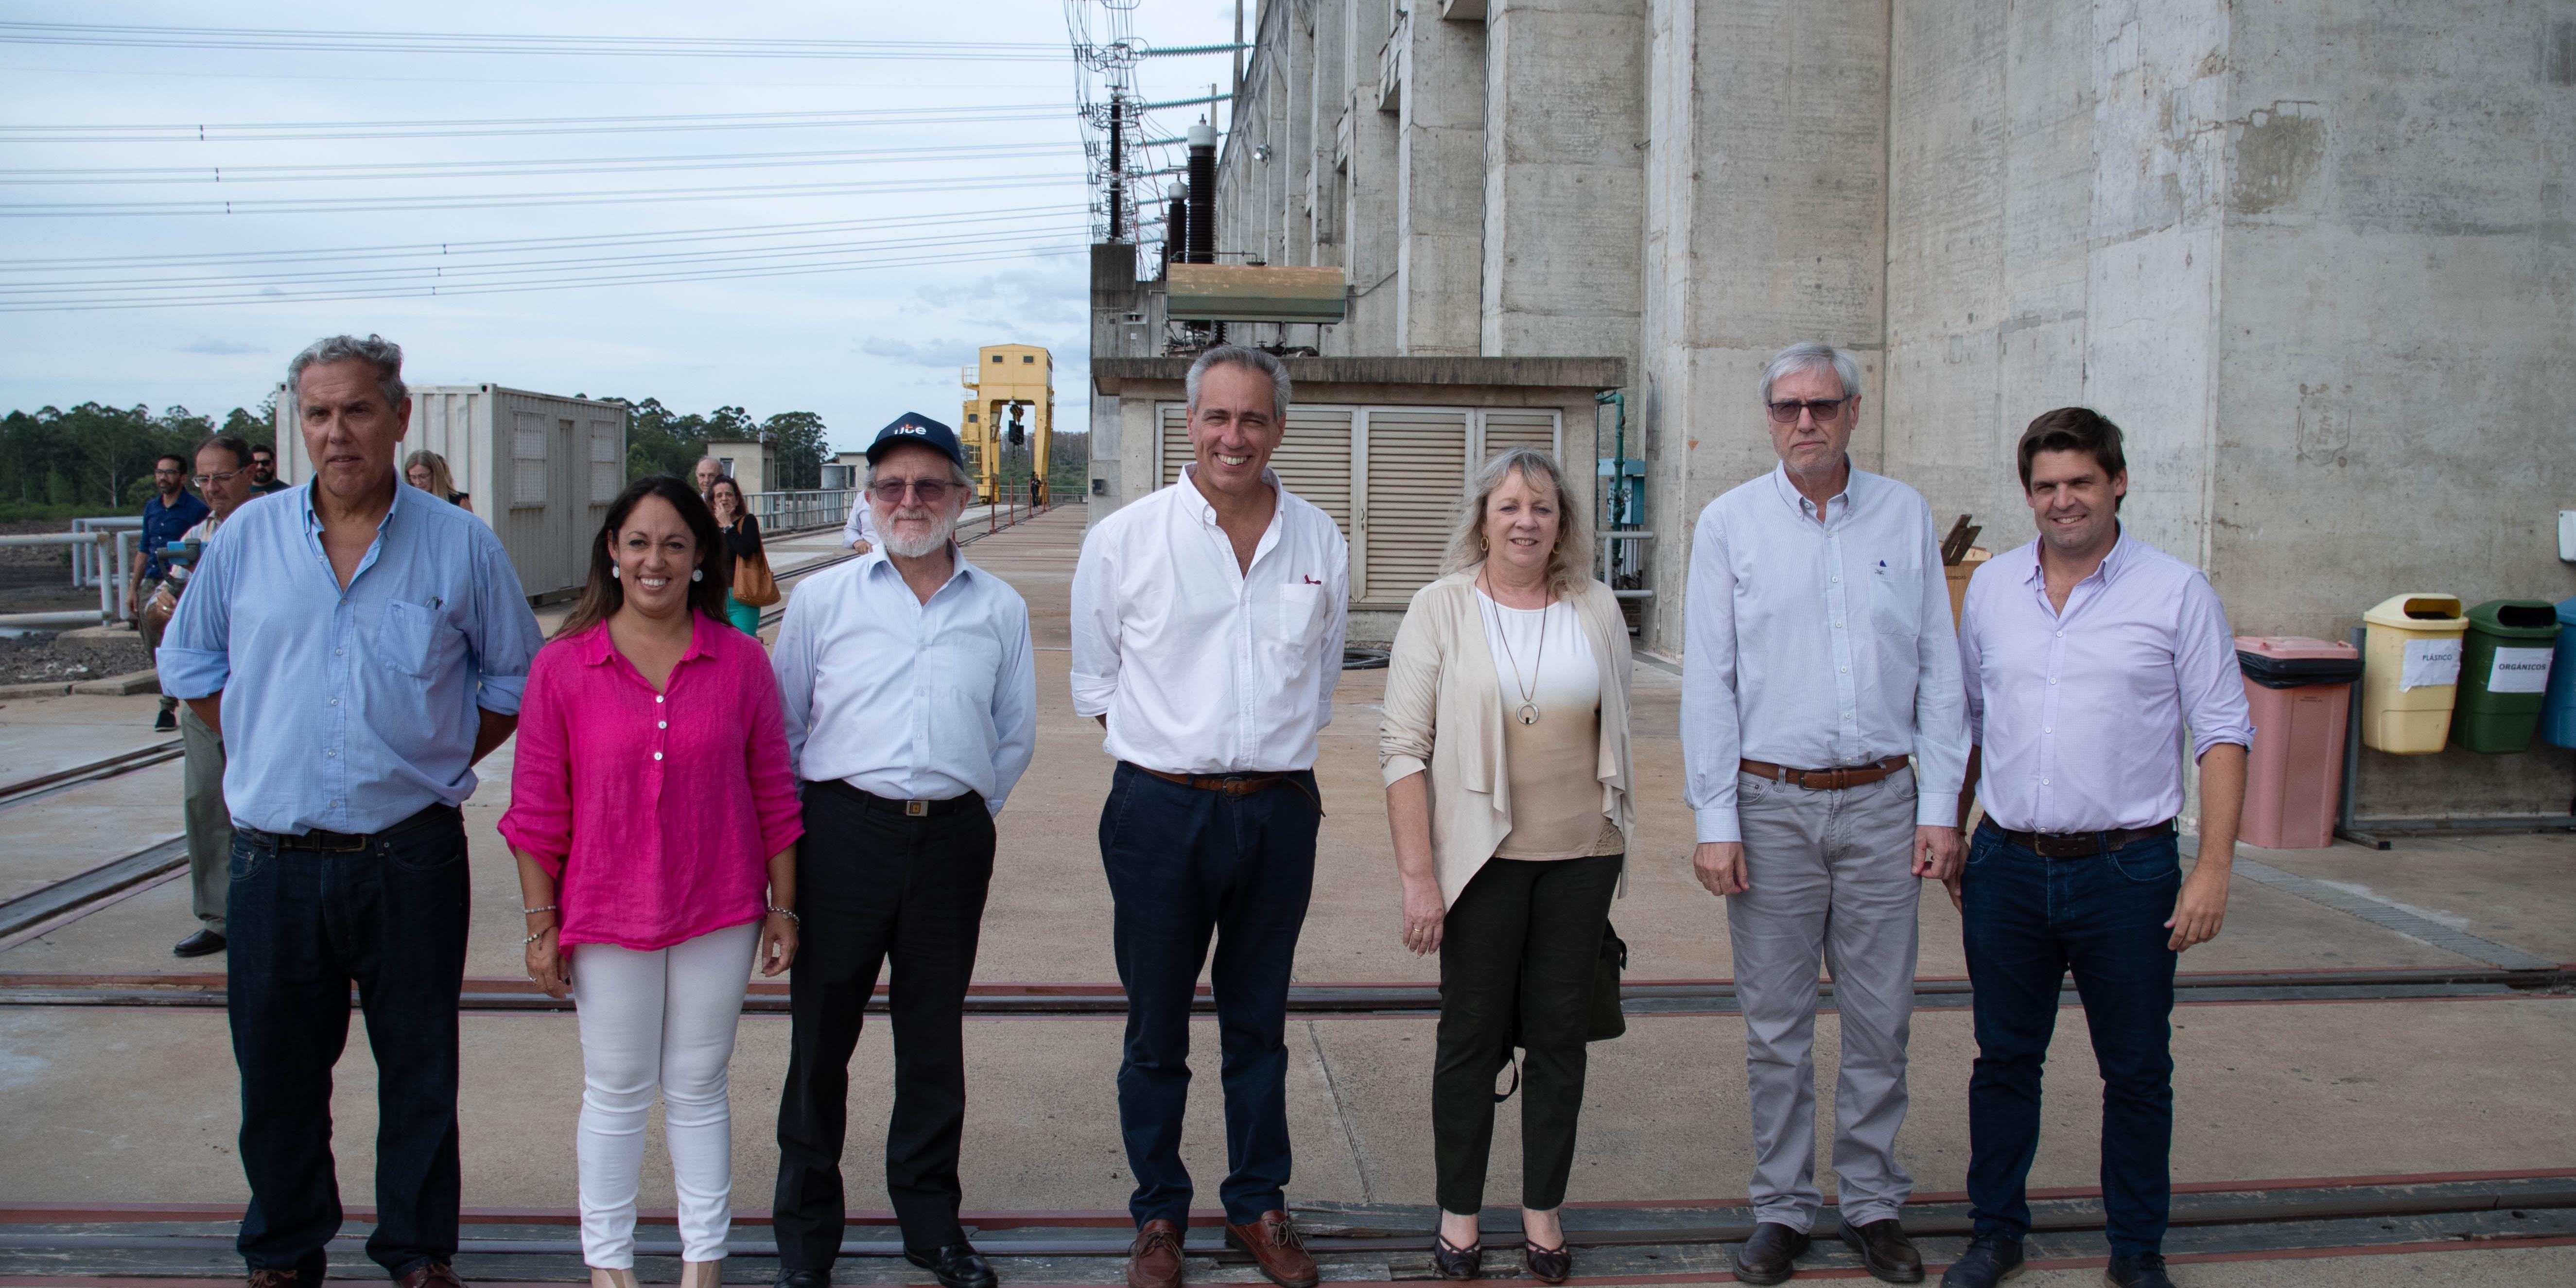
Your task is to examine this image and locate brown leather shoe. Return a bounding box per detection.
[1127,1219,1186,1288]
[392,1266,464,1288]
[1223,1211,1318,1288]
[246,1271,313,1288]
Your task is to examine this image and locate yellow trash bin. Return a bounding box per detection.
[2360,594,2469,753]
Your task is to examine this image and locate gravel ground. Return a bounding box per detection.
[0,629,152,686]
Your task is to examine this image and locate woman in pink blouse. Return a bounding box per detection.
[502,476,804,1288]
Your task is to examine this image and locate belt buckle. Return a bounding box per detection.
[905,800,928,817]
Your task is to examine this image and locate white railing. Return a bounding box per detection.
[66,516,141,590]
[747,488,856,535]
[2,531,125,628]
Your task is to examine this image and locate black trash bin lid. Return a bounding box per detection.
[2238,650,2364,689]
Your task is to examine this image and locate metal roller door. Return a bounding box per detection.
[1359,409,1469,605]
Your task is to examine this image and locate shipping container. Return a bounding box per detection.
[275,384,629,602]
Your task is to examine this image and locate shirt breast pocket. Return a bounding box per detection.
[1268,583,1330,660]
[1870,560,1923,639]
[379,599,462,679]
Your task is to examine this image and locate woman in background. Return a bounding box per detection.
[707,475,767,636]
[404,450,471,513]
[503,475,804,1288]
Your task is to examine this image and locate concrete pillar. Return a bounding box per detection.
[1335,0,1403,355]
[1479,0,1648,361]
[1636,0,1890,654]
[1283,8,1317,267]
[1394,9,1486,356]
[1306,0,1347,268]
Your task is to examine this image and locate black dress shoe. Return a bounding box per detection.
[905,1244,996,1288]
[1522,1238,1572,1286]
[1732,1222,1810,1286]
[1938,1234,2024,1288]
[155,707,178,732]
[1838,1218,1924,1284]
[1428,1233,1481,1281]
[774,1270,828,1288]
[174,929,227,957]
[2103,1253,2173,1288]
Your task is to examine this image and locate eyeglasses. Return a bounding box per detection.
[1766,397,1850,424]
[868,478,956,504]
[191,469,244,488]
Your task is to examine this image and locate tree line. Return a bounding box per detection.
[0,395,834,520]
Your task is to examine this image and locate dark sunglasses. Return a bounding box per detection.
[868,478,957,504]
[1765,397,1850,424]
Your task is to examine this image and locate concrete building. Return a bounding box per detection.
[1096,0,2576,819]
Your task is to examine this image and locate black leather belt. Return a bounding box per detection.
[1983,818,2176,858]
[242,803,458,853]
[807,778,983,818]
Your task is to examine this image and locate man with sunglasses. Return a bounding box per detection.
[248,445,290,494]
[1682,342,1968,1284]
[768,412,1037,1288]
[136,451,211,730]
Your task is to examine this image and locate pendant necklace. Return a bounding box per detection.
[1480,569,1548,725]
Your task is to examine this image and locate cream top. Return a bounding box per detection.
[1478,593,1621,859]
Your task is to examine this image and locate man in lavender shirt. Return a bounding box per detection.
[1940,408,2249,1288]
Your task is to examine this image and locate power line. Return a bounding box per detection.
[0,104,1077,144]
[0,141,1077,185]
[0,21,1071,61]
[0,172,1088,217]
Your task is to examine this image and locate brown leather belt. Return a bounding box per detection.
[1127,763,1323,814]
[1738,755,1909,792]
[1984,818,2176,858]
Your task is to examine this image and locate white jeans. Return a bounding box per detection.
[570,921,759,1267]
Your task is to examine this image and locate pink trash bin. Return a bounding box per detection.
[2234,636,2364,849]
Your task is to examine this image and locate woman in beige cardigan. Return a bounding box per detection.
[1380,447,1635,1285]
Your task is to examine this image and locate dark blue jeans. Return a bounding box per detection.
[1099,762,1320,1228]
[1961,821,2180,1259]
[226,805,471,1279]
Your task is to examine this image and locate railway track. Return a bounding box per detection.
[0,739,183,815]
[0,963,2563,1016]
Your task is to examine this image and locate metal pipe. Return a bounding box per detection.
[1185,123,1216,264]
[1106,88,1124,242]
[0,610,110,629]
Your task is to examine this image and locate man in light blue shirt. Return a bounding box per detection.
[159,333,540,1288]
[767,414,1035,1288]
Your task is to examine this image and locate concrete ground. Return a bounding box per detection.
[4,503,2574,1285]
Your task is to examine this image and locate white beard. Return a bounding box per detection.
[880,506,959,558]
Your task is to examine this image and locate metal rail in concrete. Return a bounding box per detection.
[0,740,182,815]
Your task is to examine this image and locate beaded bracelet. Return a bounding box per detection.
[521,905,558,916]
[766,906,800,926]
[523,927,553,946]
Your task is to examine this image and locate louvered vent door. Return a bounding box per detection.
[1159,405,1190,488]
[1481,409,1560,460]
[1360,409,1468,604]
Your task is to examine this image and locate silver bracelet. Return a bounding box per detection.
[766,905,799,926]
[521,905,558,915]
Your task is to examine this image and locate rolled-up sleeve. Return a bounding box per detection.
[467,532,540,715]
[742,648,806,856]
[157,523,234,700]
[1379,587,1441,785]
[1681,503,1747,844]
[1069,528,1121,718]
[496,650,573,874]
[2174,571,2252,759]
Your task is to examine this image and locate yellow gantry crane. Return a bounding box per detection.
[959,344,1053,508]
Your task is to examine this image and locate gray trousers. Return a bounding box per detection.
[179,704,228,934]
[1725,766,1920,1230]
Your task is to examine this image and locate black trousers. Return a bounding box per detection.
[773,782,996,1265]
[1431,853,1623,1216]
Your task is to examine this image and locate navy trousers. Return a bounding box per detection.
[226,805,470,1280]
[1099,762,1320,1228]
[1960,820,2181,1258]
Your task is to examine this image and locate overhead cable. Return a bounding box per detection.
[0,21,1069,61]
[0,104,1076,144]
[0,172,1088,217]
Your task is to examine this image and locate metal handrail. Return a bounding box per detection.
[745,488,856,535]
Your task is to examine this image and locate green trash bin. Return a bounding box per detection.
[2452,599,2561,752]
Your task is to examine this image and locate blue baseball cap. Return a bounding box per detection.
[866,412,965,468]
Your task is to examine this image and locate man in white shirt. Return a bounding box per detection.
[1070,346,1347,1288]
[768,416,1037,1288]
[1681,342,1970,1286]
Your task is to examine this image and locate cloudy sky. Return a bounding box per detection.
[0,1,1240,447]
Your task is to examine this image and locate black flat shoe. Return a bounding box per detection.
[905,1244,996,1288]
[1429,1233,1481,1281]
[774,1270,828,1288]
[1523,1239,1571,1286]
[173,929,226,957]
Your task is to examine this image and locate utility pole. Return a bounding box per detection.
[1232,0,1244,131]
[1106,87,1125,241]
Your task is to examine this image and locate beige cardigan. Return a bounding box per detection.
[1378,568,1636,909]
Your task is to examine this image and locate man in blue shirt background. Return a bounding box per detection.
[136,450,209,731]
[160,333,541,1288]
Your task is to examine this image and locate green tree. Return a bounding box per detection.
[761,410,828,489]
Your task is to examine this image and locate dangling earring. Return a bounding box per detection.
[610,566,620,579]
[691,569,702,582]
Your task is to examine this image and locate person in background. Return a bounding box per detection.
[405,450,470,513]
[1939,409,2249,1288]
[1683,341,1968,1286]
[706,476,767,635]
[159,333,543,1288]
[157,433,258,959]
[504,475,803,1288]
[769,416,1035,1288]
[1071,346,1346,1288]
[136,450,210,731]
[1379,448,1634,1286]
[248,445,291,494]
[693,456,723,498]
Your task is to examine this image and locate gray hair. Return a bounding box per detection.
[1445,447,1595,598]
[1758,341,1861,404]
[1184,345,1292,425]
[288,333,406,412]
